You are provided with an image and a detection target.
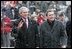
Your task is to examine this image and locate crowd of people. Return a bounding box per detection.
[1,1,71,48]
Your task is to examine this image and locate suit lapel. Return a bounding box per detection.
[27,18,32,30]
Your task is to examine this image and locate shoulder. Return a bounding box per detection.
[66,21,71,27]
[55,20,65,29]
[40,20,47,28]
[55,20,63,25]
[29,19,37,24]
[66,21,71,24]
[15,8,19,11]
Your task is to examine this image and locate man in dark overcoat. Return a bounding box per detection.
[13,6,39,48]
[39,9,67,48]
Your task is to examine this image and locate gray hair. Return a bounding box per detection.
[19,6,29,14]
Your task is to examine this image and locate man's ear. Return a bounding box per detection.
[20,13,22,16]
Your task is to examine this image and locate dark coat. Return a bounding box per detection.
[66,21,71,48]
[2,7,20,19]
[13,18,39,48]
[39,20,67,48]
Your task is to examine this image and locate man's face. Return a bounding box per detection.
[47,11,55,21]
[20,10,29,18]
[59,16,64,21]
[10,1,16,8]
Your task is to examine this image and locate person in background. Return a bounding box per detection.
[1,15,12,47]
[37,13,45,26]
[66,5,71,48]
[58,13,67,28]
[2,1,19,19]
[31,12,38,22]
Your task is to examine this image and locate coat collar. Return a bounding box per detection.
[45,20,58,32]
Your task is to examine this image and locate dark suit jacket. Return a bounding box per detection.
[40,20,67,48]
[12,18,39,48]
[2,7,20,19]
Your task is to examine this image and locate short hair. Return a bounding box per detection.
[46,9,55,16]
[19,6,29,14]
[59,13,64,17]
